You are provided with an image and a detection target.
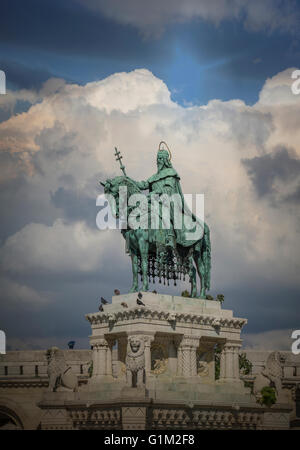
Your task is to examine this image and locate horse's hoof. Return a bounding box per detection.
[130,288,138,293]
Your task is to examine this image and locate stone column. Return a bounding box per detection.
[106,338,115,377]
[219,345,225,380]
[98,339,108,376]
[117,336,127,379]
[144,335,155,378]
[176,340,183,376]
[190,339,199,377]
[92,343,99,377]
[179,336,199,378]
[90,337,111,379]
[232,345,240,379]
[220,341,241,382]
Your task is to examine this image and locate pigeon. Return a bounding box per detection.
[137,298,145,307]
[99,304,104,312]
[138,292,143,299]
[121,302,128,308]
[101,296,108,304]
[114,289,120,296]
[152,290,157,294]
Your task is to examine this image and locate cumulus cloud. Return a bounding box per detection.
[0,219,121,276]
[0,66,299,349]
[77,0,300,36]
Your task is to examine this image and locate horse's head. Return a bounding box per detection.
[100,176,141,219]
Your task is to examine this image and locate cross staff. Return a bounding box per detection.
[114,147,127,176]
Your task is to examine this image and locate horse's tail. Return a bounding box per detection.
[203,223,211,290]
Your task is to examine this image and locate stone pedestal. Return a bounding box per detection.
[86,292,247,394]
[37,293,293,430]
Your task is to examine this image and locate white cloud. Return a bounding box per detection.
[0,219,122,276]
[0,66,299,305]
[77,0,300,36]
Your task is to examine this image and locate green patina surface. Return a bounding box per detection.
[101,145,211,298]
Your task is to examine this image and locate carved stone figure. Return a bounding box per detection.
[46,347,78,392]
[151,343,167,375]
[253,351,285,400]
[196,351,210,376]
[125,336,145,387]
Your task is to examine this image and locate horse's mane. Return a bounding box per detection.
[113,176,142,195]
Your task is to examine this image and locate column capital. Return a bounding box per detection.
[143,334,156,346]
[91,337,109,349]
[223,339,242,350]
[181,335,200,349]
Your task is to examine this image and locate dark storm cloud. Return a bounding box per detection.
[242,146,300,200]
[284,185,300,204]
[0,0,171,63]
[0,60,55,91]
[50,187,97,227]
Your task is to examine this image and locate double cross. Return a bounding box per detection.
[114,147,127,176]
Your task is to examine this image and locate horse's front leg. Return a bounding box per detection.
[129,253,139,293]
[193,249,206,298]
[138,231,149,291]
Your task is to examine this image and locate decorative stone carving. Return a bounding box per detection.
[196,350,211,376]
[107,313,115,326]
[212,318,221,330]
[151,343,167,375]
[86,308,247,330]
[167,312,177,325]
[125,336,145,387]
[46,347,78,392]
[253,351,285,400]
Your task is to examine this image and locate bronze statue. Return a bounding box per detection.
[101,143,211,298]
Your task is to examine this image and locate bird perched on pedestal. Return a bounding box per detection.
[137,298,145,307]
[121,302,128,308]
[99,304,104,312]
[114,289,120,296]
[101,297,108,304]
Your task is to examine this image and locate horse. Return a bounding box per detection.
[102,176,211,298]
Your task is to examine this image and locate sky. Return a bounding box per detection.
[0,0,300,351]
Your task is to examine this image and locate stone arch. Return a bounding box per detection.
[0,397,30,430]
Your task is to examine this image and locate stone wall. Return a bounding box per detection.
[0,346,299,429]
[0,349,91,429]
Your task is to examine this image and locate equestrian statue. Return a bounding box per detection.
[100,142,211,298]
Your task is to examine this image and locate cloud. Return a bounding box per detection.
[258,67,300,106]
[243,328,295,350]
[242,145,300,203]
[0,66,300,347]
[79,0,300,36]
[0,277,48,306]
[6,335,90,351]
[0,219,121,277]
[0,60,58,91]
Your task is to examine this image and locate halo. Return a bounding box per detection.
[158,141,172,160]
